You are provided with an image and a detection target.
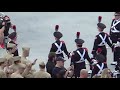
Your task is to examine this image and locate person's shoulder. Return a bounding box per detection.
[53,67,58,70]
[103,63,107,68]
[82,47,88,52]
[111,18,115,23]
[46,61,54,66]
[112,18,115,21]
[52,67,61,73]
[94,35,99,40]
[71,50,77,56]
[104,32,109,36]
[52,43,55,45]
[60,40,65,44]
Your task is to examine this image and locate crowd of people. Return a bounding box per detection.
[0,12,120,78]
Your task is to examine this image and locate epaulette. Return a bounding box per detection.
[83,47,88,52]
[105,32,109,36]
[112,18,115,20]
[60,40,65,43]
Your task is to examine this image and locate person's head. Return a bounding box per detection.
[48,52,56,62]
[6,43,16,54]
[13,56,21,65]
[80,69,88,78]
[4,15,10,21]
[55,57,66,67]
[0,58,7,67]
[54,32,63,41]
[97,23,106,32]
[75,32,84,48]
[22,47,30,57]
[101,68,112,78]
[39,61,46,70]
[53,25,63,41]
[114,12,120,20]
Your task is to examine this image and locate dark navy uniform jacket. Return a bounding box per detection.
[50,40,69,58]
[92,32,113,57]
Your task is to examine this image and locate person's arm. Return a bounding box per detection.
[84,49,92,70]
[106,34,113,47]
[46,63,53,75]
[117,22,120,31]
[109,20,114,36]
[84,48,91,63]
[63,43,70,59]
[91,36,98,57]
[50,43,56,52]
[106,34,114,52]
[70,51,77,66]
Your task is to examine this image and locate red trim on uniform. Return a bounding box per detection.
[103,62,107,64]
[11,25,16,32]
[97,48,102,53]
[60,40,65,43]
[83,47,88,52]
[112,18,115,20]
[105,32,109,36]
[12,25,16,31]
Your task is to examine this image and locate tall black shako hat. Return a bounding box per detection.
[97,16,106,30]
[97,23,106,30]
[53,25,63,39]
[75,32,84,45]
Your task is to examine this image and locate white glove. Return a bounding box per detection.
[92,59,98,65]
